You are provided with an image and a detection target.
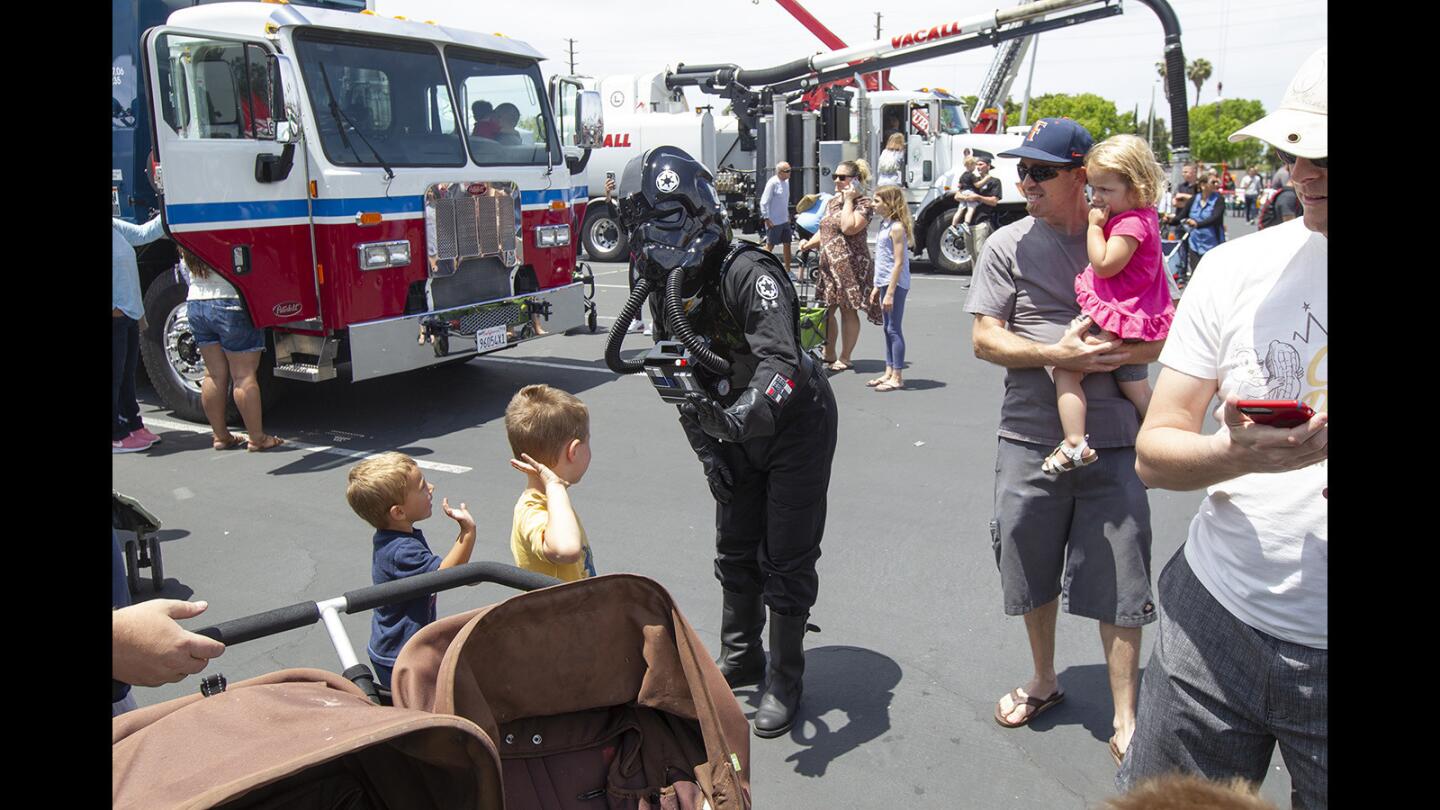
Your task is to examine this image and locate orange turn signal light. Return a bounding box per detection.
[549,200,567,211]
[356,212,383,226]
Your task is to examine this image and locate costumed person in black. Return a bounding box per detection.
[605,146,838,738]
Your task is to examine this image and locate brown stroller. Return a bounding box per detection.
[112,563,751,809]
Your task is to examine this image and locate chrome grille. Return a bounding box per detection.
[425,182,520,272]
[456,196,480,259]
[476,195,500,257]
[433,198,459,260]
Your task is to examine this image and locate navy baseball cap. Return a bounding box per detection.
[999,117,1094,166]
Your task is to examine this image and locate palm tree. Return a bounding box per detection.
[1187,58,1213,107]
[1156,61,1168,100]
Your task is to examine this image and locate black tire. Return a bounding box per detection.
[582,204,628,262]
[925,214,972,274]
[139,270,286,424]
[149,535,164,591]
[124,539,140,596]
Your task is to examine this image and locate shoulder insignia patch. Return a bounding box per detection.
[764,373,794,405]
[755,274,780,301]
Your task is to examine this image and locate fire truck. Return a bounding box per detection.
[572,0,1192,274]
[113,0,605,422]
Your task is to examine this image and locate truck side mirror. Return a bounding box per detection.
[274,120,299,145]
[575,90,604,149]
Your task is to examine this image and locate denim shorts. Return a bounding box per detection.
[187,298,265,353]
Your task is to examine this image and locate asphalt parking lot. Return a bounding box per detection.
[115,217,1289,808]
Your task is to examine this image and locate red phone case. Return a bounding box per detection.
[1235,399,1315,428]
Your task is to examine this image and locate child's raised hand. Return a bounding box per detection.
[510,453,570,488]
[441,497,474,530]
[1087,203,1110,228]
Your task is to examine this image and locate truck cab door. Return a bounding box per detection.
[143,27,318,327]
[906,102,937,197]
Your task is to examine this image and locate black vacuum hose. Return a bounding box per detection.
[603,277,652,375]
[663,266,730,375]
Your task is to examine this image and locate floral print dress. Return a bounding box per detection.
[815,194,884,325]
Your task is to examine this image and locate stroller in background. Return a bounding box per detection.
[793,249,828,360]
[113,564,752,810]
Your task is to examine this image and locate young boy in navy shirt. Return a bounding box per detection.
[346,452,475,689]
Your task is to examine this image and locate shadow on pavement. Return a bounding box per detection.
[743,645,902,778]
[1026,662,1148,745]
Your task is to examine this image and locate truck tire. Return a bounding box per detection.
[139,270,284,424]
[925,215,972,274]
[582,204,628,262]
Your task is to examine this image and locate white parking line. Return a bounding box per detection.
[142,417,473,474]
[472,355,636,375]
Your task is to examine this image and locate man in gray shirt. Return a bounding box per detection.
[759,162,793,273]
[964,118,1165,766]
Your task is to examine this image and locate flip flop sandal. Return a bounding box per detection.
[994,688,1065,728]
[874,381,904,392]
[829,360,852,372]
[866,376,890,387]
[213,435,248,451]
[248,436,286,452]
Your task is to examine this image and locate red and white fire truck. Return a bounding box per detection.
[131,0,604,421]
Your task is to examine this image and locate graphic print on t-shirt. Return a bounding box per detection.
[1226,300,1327,413]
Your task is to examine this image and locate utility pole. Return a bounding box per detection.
[565,38,577,74]
[874,12,881,40]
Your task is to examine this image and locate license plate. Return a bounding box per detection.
[476,324,508,352]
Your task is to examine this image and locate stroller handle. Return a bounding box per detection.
[195,562,562,646]
[343,561,561,613]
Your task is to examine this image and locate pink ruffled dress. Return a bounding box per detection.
[1074,207,1174,340]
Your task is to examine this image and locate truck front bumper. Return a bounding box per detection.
[347,282,586,381]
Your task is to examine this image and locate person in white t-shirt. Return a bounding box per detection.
[1117,48,1327,808]
[759,162,794,272]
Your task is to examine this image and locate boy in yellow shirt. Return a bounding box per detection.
[504,384,595,581]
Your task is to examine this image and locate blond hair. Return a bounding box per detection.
[347,452,418,529]
[1084,133,1166,208]
[1103,774,1278,810]
[963,154,977,171]
[884,132,906,151]
[872,186,914,247]
[838,158,871,189]
[505,384,590,467]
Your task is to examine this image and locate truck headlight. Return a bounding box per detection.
[357,240,412,271]
[535,225,570,248]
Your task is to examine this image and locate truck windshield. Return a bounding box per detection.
[938,102,970,135]
[294,30,465,168]
[446,48,559,168]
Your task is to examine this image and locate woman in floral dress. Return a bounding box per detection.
[799,159,883,371]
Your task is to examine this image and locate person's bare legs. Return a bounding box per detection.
[197,344,242,448]
[1100,622,1141,753]
[997,598,1062,724]
[1118,379,1152,419]
[782,240,792,275]
[1053,368,1089,449]
[823,305,838,363]
[226,350,276,447]
[837,305,860,366]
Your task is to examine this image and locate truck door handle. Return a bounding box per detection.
[255,144,296,184]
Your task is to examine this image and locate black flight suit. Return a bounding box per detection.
[678,243,838,616]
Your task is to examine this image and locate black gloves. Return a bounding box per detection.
[682,389,772,444]
[678,408,734,504]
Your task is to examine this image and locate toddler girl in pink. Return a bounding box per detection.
[1045,134,1175,475]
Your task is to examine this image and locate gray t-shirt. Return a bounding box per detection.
[964,216,1141,449]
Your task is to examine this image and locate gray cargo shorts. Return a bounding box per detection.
[990,437,1156,626]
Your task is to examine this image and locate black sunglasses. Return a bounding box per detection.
[833,173,854,180]
[1275,149,1327,169]
[1016,163,1076,183]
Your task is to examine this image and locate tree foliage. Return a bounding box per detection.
[1003,93,1126,141]
[1187,98,1268,167]
[1187,58,1213,106]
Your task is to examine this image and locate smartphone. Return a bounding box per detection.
[1236,399,1315,428]
[605,170,616,185]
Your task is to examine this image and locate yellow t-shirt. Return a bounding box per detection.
[510,488,594,582]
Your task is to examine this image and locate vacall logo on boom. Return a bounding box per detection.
[891,21,967,49]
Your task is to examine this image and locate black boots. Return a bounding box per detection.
[753,610,807,738]
[716,591,767,688]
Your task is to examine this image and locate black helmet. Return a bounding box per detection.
[616,146,728,292]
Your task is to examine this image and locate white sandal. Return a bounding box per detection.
[1042,437,1097,475]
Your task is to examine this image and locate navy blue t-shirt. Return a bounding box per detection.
[367,528,443,670]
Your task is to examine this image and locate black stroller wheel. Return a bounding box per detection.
[125,538,140,595]
[149,535,164,591]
